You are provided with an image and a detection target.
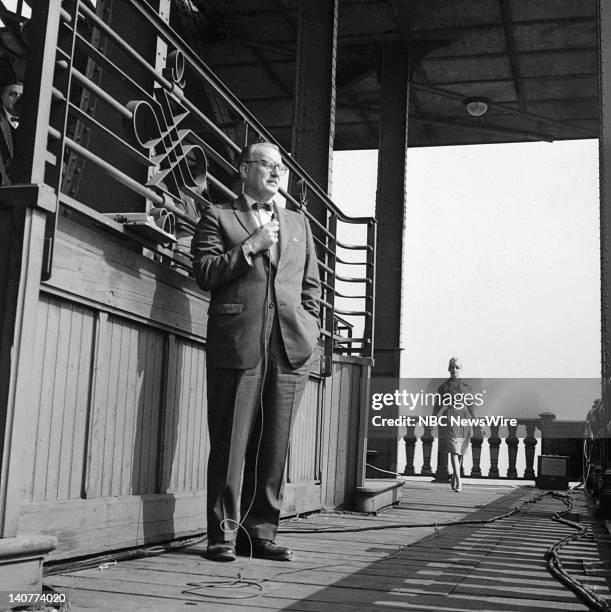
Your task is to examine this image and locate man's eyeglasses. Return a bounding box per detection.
[243,159,289,176]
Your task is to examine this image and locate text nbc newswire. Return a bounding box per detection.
[370,415,517,427]
[369,389,517,427]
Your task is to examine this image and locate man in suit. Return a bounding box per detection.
[191,142,321,562]
[0,81,22,186]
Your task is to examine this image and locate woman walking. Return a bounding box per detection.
[436,357,475,492]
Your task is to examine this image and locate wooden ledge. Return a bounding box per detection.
[0,535,56,560]
[354,478,404,513]
[0,535,56,591]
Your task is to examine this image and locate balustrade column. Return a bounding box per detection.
[523,422,537,479]
[470,427,484,477]
[488,425,501,478]
[506,423,519,478]
[403,425,417,476]
[420,426,434,476]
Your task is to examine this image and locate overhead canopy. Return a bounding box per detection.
[172,0,598,149]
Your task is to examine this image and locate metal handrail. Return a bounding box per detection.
[19,1,376,364]
[75,4,371,232]
[127,0,375,227]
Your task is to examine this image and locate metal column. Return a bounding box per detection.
[291,0,337,225]
[598,0,611,515]
[368,43,412,476]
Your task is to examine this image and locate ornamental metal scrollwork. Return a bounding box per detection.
[126,51,207,215]
[162,50,186,88]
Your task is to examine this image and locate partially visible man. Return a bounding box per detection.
[191,142,321,562]
[0,81,23,185]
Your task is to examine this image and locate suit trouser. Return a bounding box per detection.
[206,311,312,543]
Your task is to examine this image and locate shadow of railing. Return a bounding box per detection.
[278,487,603,611]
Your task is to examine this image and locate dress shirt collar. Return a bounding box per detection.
[243,192,275,211]
[4,110,18,128]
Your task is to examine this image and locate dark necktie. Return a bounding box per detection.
[253,202,273,211]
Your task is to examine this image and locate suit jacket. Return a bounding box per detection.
[191,195,321,370]
[0,112,15,185]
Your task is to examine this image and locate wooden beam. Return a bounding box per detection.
[412,82,598,137]
[337,66,376,92]
[423,46,597,62]
[291,0,338,200]
[412,113,555,142]
[426,73,599,87]
[370,42,413,474]
[499,0,525,112]
[385,0,438,144]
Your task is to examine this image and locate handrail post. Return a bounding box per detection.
[323,212,337,375]
[364,218,376,359]
[538,411,556,455]
[41,0,81,280]
[13,4,62,188]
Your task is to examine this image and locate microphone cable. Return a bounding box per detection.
[231,210,277,548]
[186,211,278,599]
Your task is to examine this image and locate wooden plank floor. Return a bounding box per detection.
[44,480,611,611]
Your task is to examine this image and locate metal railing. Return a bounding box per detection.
[10,0,376,372]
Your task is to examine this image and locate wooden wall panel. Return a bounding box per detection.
[19,493,206,559]
[8,213,369,557]
[321,362,342,506]
[86,316,164,498]
[333,364,354,504]
[346,364,364,492]
[30,295,95,503]
[288,377,320,483]
[161,336,207,494]
[320,358,367,509]
[46,216,208,339]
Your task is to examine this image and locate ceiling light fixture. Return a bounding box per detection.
[464,97,490,117]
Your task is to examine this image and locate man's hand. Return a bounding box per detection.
[247,220,279,254]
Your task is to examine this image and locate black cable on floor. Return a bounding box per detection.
[43,534,208,577]
[545,490,611,612]
[278,490,548,534]
[45,486,611,609]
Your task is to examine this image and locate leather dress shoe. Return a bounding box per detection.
[238,538,293,561]
[206,542,236,562]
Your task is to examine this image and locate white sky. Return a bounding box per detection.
[331,139,600,380]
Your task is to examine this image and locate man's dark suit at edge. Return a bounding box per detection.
[0,81,22,186]
[191,142,322,562]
